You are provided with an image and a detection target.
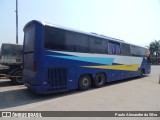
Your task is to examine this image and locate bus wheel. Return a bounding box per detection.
[11,70,23,85]
[94,73,105,88]
[78,75,91,91]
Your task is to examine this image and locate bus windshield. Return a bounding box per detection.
[24,25,35,52]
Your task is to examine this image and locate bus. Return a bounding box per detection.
[23,20,151,94]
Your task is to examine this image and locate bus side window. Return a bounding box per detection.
[121,43,131,55]
[65,32,76,52]
[107,42,121,55]
[96,39,106,54]
[45,27,65,51]
[89,38,106,54]
[76,34,89,53]
[89,37,95,53]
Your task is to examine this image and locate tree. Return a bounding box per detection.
[149,40,160,53]
[149,40,160,64]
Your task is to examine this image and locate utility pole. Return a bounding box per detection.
[16,0,18,44]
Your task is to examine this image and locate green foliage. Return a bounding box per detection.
[149,40,160,64]
[149,40,160,53]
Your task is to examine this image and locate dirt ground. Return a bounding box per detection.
[0,65,160,120]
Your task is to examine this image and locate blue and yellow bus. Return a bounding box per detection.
[23,20,151,94]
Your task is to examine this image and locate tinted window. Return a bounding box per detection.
[66,32,89,52]
[45,26,65,51]
[65,32,76,51]
[130,45,146,56]
[76,34,89,52]
[108,42,121,54]
[89,38,96,53]
[121,43,131,55]
[24,25,35,52]
[89,38,106,53]
[44,26,123,55]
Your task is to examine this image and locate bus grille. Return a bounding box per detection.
[48,68,67,87]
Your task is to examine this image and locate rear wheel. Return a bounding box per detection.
[94,73,106,88]
[78,75,91,91]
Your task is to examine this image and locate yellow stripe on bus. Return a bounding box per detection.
[82,64,139,71]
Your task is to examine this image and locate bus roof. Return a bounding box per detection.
[24,20,146,49]
[44,22,125,43]
[24,20,125,43]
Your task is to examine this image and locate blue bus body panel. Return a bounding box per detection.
[23,21,45,94]
[23,20,151,94]
[40,50,147,93]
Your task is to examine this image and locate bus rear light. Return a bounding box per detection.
[33,61,37,72]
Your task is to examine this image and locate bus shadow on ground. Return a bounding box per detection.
[0,76,147,109]
[105,75,148,87]
[0,79,23,88]
[0,87,80,109]
[0,80,13,87]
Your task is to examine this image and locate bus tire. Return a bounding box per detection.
[94,73,105,88]
[78,75,91,91]
[11,69,23,85]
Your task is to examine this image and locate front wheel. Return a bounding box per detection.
[78,75,91,91]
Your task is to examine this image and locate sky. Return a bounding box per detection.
[0,0,160,48]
